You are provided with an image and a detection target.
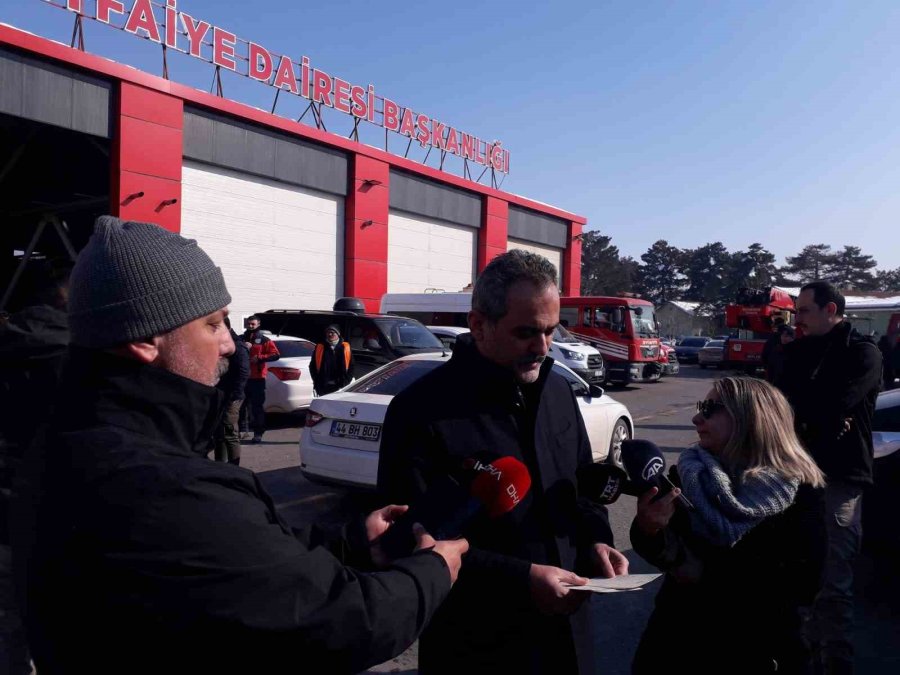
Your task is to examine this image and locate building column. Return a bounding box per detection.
[110,82,183,232]
[478,196,508,273]
[345,155,390,312]
[562,221,583,296]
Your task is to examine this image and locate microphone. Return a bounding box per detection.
[377,455,532,558]
[620,439,693,509]
[576,462,630,504]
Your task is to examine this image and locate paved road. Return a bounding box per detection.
[242,365,899,674]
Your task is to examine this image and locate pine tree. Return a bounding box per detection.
[580,232,636,296]
[780,244,836,284]
[828,245,878,290]
[637,240,685,304]
[875,268,900,292]
[682,242,731,304]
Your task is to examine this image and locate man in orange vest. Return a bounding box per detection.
[310,324,353,396]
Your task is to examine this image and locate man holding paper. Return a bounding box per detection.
[378,251,629,675]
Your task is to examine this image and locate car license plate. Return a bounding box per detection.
[593,370,603,377]
[330,420,381,442]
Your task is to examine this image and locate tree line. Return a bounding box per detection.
[580,234,900,309]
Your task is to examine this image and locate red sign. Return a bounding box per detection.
[56,0,510,175]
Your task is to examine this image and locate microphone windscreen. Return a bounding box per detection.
[621,439,666,493]
[576,462,628,504]
[470,456,532,518]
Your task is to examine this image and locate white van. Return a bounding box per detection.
[380,292,606,384]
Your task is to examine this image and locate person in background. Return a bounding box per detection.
[310,324,353,396]
[776,281,882,674]
[0,260,71,675]
[12,216,467,674]
[631,377,826,674]
[765,324,795,384]
[761,316,787,378]
[877,334,896,391]
[240,315,279,444]
[378,250,628,675]
[213,317,249,465]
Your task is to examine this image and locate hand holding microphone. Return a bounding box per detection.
[620,439,693,510]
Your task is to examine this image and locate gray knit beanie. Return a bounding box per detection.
[68,216,232,348]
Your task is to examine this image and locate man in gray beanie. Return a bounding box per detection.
[13,216,466,674]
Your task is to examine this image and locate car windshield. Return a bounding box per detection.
[345,359,444,395]
[553,324,580,344]
[273,339,315,358]
[681,338,708,347]
[374,318,444,349]
[629,305,658,337]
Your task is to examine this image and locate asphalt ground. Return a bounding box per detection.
[243,364,900,674]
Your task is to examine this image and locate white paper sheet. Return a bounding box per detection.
[563,573,662,593]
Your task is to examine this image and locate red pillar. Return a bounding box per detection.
[562,221,583,296]
[345,155,390,312]
[478,196,508,273]
[110,82,183,232]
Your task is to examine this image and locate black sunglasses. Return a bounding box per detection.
[696,399,727,419]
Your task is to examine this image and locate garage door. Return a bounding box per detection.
[181,161,344,320]
[387,211,476,293]
[507,238,562,285]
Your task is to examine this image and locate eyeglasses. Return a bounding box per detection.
[696,399,727,419]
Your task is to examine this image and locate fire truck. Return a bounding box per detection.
[724,287,795,373]
[559,295,663,385]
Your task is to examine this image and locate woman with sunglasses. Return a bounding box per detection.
[630,376,826,674]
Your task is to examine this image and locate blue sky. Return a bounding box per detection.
[5,0,900,270]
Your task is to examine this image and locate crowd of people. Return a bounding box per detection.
[0,216,887,674]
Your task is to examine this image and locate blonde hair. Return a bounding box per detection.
[713,377,825,488]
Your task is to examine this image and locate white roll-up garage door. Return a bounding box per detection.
[181,161,344,320]
[387,211,476,293]
[507,238,563,285]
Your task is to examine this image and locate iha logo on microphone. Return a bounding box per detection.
[468,459,502,480]
[642,457,664,481]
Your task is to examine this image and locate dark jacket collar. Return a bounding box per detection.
[449,333,554,405]
[60,346,223,457]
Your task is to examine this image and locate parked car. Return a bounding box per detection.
[262,334,316,413]
[864,389,900,554]
[298,353,634,489]
[674,336,711,363]
[427,325,605,384]
[257,299,445,379]
[697,340,726,368]
[658,342,679,376]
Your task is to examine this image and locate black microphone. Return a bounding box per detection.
[620,439,693,509]
[576,462,631,504]
[376,456,533,559]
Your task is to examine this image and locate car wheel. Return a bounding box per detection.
[608,418,630,467]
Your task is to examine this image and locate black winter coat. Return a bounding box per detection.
[631,477,826,674]
[217,328,250,402]
[13,348,450,674]
[775,321,882,484]
[377,335,614,675]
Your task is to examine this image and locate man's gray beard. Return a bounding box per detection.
[212,357,230,385]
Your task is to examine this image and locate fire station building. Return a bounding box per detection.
[0,21,586,319]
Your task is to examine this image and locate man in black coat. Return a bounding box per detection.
[775,281,882,674]
[12,216,467,674]
[378,250,628,675]
[213,317,250,465]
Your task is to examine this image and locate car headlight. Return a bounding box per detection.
[561,349,586,361]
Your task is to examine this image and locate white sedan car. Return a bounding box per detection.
[262,335,316,413]
[299,353,633,489]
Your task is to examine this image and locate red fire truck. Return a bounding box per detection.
[560,295,663,385]
[724,287,795,373]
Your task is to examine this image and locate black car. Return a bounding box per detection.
[257,299,446,378]
[674,336,712,363]
[864,388,900,555]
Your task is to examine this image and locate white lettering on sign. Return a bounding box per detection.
[51,0,510,175]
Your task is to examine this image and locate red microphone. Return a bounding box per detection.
[377,455,532,558]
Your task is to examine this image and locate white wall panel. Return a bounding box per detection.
[507,238,563,285]
[181,161,344,321]
[387,211,476,293]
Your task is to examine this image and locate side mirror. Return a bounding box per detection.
[589,384,605,399]
[873,431,900,460]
